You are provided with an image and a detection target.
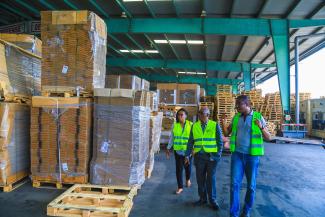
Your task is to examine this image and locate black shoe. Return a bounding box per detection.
[240,213,250,217]
[210,202,220,210]
[193,199,207,206]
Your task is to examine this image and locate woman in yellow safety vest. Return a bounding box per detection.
[166,108,193,194]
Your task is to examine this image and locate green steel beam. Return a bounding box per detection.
[89,0,109,18]
[138,74,241,85]
[105,18,325,35]
[0,3,32,20]
[15,0,40,16]
[289,19,325,28]
[63,0,78,10]
[232,84,238,94]
[270,19,290,114]
[242,63,252,91]
[107,57,274,72]
[39,0,56,10]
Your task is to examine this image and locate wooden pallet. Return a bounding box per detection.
[0,171,29,192]
[47,184,138,217]
[32,175,88,189]
[41,86,92,98]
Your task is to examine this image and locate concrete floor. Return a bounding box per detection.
[1,142,324,217]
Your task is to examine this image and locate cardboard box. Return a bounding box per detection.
[30,97,92,183]
[0,40,41,100]
[90,92,150,186]
[41,10,107,93]
[141,79,150,91]
[119,75,142,90]
[0,102,30,186]
[177,84,200,104]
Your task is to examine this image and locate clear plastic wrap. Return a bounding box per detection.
[0,33,42,56]
[105,75,143,90]
[90,92,150,187]
[177,84,200,105]
[41,10,107,93]
[145,112,163,172]
[30,97,92,183]
[0,40,41,99]
[0,102,30,185]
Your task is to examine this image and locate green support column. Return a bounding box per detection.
[232,84,238,94]
[243,63,252,91]
[270,20,290,114]
[207,85,216,96]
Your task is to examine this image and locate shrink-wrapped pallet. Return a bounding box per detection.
[30,96,92,184]
[41,10,107,93]
[90,89,150,186]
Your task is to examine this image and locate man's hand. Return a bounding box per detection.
[166,149,170,159]
[255,119,263,130]
[184,157,190,166]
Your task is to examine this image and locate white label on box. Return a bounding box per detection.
[62,65,69,74]
[62,163,68,172]
[100,141,109,153]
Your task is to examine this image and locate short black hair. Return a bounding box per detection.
[176,108,188,122]
[236,95,251,106]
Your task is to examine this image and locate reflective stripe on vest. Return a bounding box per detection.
[230,111,264,156]
[172,120,192,151]
[192,120,218,153]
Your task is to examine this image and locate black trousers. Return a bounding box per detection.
[174,151,192,188]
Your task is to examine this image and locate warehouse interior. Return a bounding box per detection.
[0,0,324,217]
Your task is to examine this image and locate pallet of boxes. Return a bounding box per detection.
[31,10,107,189]
[157,83,199,145]
[0,34,41,192]
[90,74,153,185]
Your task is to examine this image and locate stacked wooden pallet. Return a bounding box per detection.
[240,89,265,112]
[41,10,107,94]
[0,102,30,192]
[47,184,139,217]
[199,102,214,117]
[263,92,283,124]
[30,96,93,188]
[0,38,41,103]
[200,96,214,103]
[214,92,235,126]
[217,84,233,93]
[290,93,311,121]
[266,121,277,137]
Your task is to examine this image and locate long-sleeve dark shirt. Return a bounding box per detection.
[186,120,223,161]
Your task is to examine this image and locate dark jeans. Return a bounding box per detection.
[230,151,260,217]
[174,151,192,189]
[194,153,219,204]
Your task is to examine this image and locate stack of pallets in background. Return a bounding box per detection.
[263,92,283,125]
[240,89,265,112]
[0,34,41,192]
[266,121,277,137]
[90,89,150,187]
[290,93,311,122]
[30,10,107,188]
[214,85,235,127]
[199,102,214,117]
[200,96,215,103]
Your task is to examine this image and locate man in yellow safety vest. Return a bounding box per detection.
[222,95,271,217]
[185,107,223,211]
